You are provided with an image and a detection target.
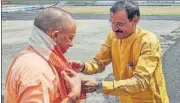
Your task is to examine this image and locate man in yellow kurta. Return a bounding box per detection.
[70,1,169,103]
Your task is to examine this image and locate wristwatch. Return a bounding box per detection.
[96,80,102,93]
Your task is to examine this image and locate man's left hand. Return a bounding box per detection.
[81,79,98,93]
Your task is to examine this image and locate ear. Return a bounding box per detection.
[132,17,139,25]
[50,30,59,40]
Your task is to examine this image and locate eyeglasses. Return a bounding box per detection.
[109,21,130,27]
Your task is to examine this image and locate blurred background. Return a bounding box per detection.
[2,0,180,6]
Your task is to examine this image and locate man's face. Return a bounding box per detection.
[56,23,76,53]
[109,9,137,39]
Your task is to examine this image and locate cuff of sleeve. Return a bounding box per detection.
[82,62,92,74]
[102,81,114,94]
[80,62,85,72]
[81,62,88,73]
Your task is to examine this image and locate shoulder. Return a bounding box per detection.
[11,51,56,83]
[137,27,160,45]
[16,51,51,70]
[6,51,59,100]
[136,27,162,55]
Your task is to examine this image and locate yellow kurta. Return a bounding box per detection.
[83,26,169,103]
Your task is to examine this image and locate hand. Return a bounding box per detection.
[61,69,81,97]
[68,60,85,72]
[81,78,98,93]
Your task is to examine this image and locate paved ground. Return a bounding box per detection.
[2,10,180,20]
[2,11,180,102]
[162,28,180,103]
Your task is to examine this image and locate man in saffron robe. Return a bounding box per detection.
[5,7,82,103]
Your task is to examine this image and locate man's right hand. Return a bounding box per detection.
[61,69,82,102]
[61,69,81,97]
[68,60,85,72]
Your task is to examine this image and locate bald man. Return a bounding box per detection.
[5,7,81,103]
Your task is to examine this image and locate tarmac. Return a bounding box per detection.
[2,10,180,103]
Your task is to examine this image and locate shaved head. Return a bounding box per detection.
[34,7,75,34]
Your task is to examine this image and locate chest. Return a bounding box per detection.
[111,39,141,79]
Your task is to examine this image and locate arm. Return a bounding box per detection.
[17,75,58,103]
[18,83,79,103]
[69,33,112,75]
[102,42,161,96]
[18,69,81,103]
[83,33,112,74]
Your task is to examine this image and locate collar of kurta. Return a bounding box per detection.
[28,26,71,100]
